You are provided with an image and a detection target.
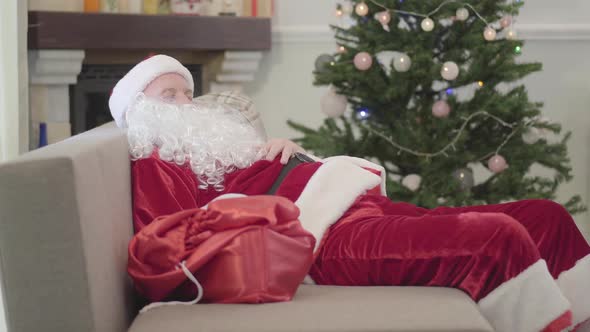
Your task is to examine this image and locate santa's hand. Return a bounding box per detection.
[261,139,305,164]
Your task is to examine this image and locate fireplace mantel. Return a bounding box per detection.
[28,11,271,51]
[27,11,271,147]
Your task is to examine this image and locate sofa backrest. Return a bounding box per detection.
[0,123,135,332]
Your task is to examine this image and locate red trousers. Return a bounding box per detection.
[310,196,590,332]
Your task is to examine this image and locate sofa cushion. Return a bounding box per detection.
[129,285,493,332]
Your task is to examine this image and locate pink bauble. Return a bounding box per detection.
[488,154,508,173]
[432,100,451,118]
[500,15,512,28]
[354,52,373,71]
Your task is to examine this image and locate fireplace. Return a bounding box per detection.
[69,64,203,134]
[27,11,270,147]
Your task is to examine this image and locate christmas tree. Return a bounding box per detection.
[288,0,586,213]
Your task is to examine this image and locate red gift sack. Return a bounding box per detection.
[127,195,315,305]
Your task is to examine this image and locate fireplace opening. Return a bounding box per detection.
[69,64,202,134]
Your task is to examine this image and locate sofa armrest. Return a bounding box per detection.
[0,123,135,332]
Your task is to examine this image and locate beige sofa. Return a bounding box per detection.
[0,123,494,332]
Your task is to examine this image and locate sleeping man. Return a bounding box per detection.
[112,55,590,332]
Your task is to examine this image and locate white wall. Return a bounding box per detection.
[245,0,590,237]
[0,0,29,162]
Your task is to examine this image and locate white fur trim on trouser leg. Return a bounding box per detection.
[557,254,590,326]
[294,159,381,252]
[321,156,387,195]
[478,260,571,332]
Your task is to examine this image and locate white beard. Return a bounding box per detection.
[126,93,265,191]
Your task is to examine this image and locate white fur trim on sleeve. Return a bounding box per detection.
[478,260,571,332]
[321,156,387,195]
[294,159,381,252]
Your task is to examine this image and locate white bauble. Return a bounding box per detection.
[483,27,497,41]
[321,88,348,118]
[394,53,412,72]
[441,61,459,80]
[421,17,435,31]
[456,8,469,21]
[402,174,422,192]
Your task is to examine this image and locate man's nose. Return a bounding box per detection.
[177,95,192,104]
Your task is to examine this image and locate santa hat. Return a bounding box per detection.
[108,54,194,128]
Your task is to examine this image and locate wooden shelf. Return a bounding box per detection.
[28,11,271,51]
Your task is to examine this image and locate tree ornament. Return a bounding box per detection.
[356,107,371,120]
[354,52,373,71]
[488,154,508,173]
[483,26,497,41]
[452,168,474,191]
[505,27,517,40]
[402,174,422,192]
[500,15,512,28]
[315,54,335,73]
[355,1,369,17]
[341,2,353,14]
[321,88,348,118]
[441,61,459,80]
[375,11,391,31]
[455,8,469,21]
[522,127,541,145]
[421,17,435,31]
[393,53,412,72]
[432,100,451,118]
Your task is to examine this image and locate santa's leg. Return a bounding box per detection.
[310,197,571,332]
[429,199,590,328]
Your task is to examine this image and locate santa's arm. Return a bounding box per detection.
[131,156,199,233]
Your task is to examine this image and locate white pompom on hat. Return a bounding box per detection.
[108,54,194,128]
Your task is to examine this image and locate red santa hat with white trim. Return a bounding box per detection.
[108,54,194,128]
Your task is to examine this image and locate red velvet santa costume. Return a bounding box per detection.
[112,55,590,332]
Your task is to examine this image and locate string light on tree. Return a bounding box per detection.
[355,1,369,16]
[478,81,484,87]
[441,61,459,80]
[514,45,522,54]
[338,45,347,54]
[354,52,373,71]
[421,17,435,31]
[455,7,469,21]
[505,27,518,40]
[356,107,371,120]
[335,8,344,17]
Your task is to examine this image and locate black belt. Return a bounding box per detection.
[266,153,316,195]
